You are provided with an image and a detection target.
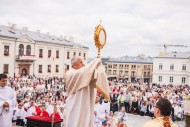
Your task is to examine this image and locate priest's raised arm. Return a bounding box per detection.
[65,56,109,127]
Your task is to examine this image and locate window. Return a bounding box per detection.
[48,65,51,72]
[39,49,43,58]
[182,64,186,71]
[48,50,51,58]
[182,77,186,84]
[124,71,128,76]
[144,72,146,77]
[170,64,174,70]
[79,52,81,56]
[3,64,9,74]
[19,44,24,55]
[113,64,117,69]
[56,65,59,72]
[131,71,135,76]
[113,70,117,75]
[108,64,112,68]
[73,52,76,56]
[170,76,173,83]
[159,64,163,70]
[67,65,69,70]
[148,72,150,77]
[125,65,129,69]
[56,51,59,58]
[119,64,123,69]
[83,53,86,60]
[4,45,9,56]
[119,71,123,76]
[158,76,162,82]
[26,45,31,55]
[108,70,111,75]
[39,65,42,73]
[67,52,70,59]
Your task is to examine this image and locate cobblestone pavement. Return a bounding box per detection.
[12,113,185,127]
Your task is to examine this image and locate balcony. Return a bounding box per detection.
[16,55,36,62]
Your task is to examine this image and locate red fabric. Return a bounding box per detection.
[26,116,62,123]
[35,106,41,115]
[50,113,61,119]
[39,111,49,117]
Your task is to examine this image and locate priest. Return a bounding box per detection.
[0,74,17,127]
[65,56,110,127]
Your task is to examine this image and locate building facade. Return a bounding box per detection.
[104,54,153,83]
[153,52,190,85]
[0,25,88,77]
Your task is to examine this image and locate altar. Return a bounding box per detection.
[26,116,63,127]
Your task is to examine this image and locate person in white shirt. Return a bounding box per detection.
[14,103,24,126]
[0,74,17,127]
[47,101,55,115]
[94,96,104,127]
[101,98,110,118]
[60,106,66,127]
[117,106,128,127]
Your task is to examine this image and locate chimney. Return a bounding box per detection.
[22,27,28,31]
[10,24,17,29]
[69,37,74,42]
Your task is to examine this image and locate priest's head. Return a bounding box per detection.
[71,56,84,70]
[0,73,8,87]
[154,98,172,118]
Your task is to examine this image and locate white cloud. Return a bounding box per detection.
[0,0,190,58]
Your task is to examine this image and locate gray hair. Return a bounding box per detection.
[71,55,83,67]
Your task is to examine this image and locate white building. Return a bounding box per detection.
[0,24,88,77]
[153,52,190,85]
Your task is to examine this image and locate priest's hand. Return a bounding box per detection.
[3,102,9,107]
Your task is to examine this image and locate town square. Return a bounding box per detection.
[0,0,190,127]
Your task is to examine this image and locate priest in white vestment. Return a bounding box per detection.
[0,74,17,127]
[65,56,110,127]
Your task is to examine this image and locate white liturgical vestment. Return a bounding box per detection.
[65,58,110,127]
[0,86,16,127]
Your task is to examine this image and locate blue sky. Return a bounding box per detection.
[0,0,190,58]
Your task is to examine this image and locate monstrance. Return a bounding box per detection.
[94,21,107,58]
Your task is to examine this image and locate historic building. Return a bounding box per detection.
[153,52,190,85]
[0,24,88,77]
[104,54,153,83]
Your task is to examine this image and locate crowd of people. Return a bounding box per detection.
[1,74,189,127]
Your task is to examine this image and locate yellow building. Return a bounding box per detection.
[104,54,153,83]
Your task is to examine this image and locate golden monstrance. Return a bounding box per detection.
[94,22,107,58]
